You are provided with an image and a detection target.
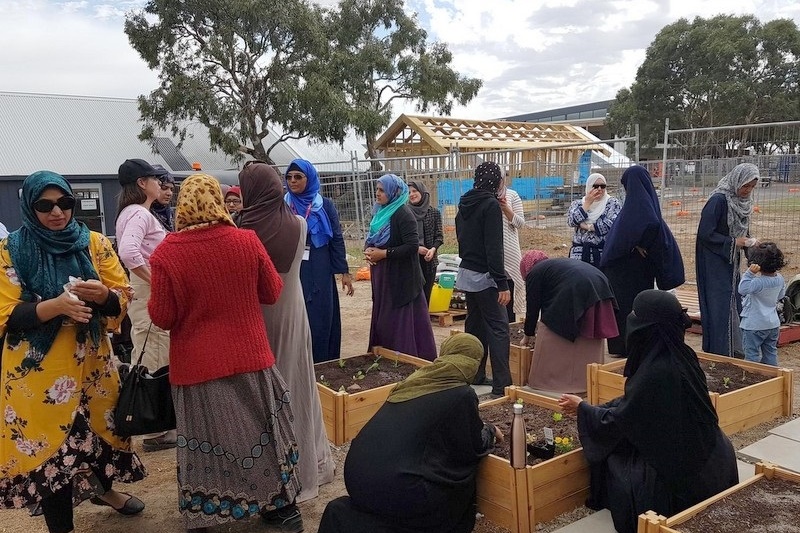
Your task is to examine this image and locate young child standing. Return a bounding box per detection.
[738,242,787,366]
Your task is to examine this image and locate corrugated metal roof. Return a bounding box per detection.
[0,91,369,176]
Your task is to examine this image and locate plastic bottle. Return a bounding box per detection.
[510,403,526,469]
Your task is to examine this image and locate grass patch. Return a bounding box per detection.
[758,197,800,210]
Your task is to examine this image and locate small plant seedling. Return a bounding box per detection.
[353,370,365,381]
[393,358,399,367]
[515,398,524,406]
[364,362,380,375]
[338,385,346,393]
[708,362,716,371]
[318,374,331,388]
[742,370,747,382]
[552,412,563,422]
[374,355,382,365]
[723,376,731,389]
[338,359,347,369]
[554,436,574,454]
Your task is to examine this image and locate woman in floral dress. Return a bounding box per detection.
[0,171,146,533]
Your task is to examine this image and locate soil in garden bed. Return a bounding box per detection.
[315,354,420,392]
[480,401,580,466]
[509,323,527,345]
[610,359,769,393]
[675,477,800,533]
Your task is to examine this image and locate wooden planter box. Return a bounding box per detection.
[477,387,590,533]
[450,322,533,386]
[637,462,800,533]
[587,351,794,435]
[315,347,430,445]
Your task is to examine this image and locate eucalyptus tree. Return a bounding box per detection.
[125,0,348,163]
[607,15,800,154]
[325,0,483,159]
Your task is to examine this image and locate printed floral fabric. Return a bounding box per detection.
[0,233,145,507]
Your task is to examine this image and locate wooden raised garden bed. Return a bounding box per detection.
[637,462,800,533]
[477,386,590,533]
[450,321,532,386]
[314,347,430,445]
[587,351,794,435]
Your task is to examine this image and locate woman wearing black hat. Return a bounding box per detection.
[114,158,175,452]
[558,290,738,533]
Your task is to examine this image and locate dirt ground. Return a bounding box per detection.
[2,225,799,533]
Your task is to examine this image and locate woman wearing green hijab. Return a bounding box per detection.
[0,171,146,533]
[319,333,502,533]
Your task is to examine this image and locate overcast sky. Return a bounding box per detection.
[2,0,799,121]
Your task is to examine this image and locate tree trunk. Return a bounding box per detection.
[366,134,382,172]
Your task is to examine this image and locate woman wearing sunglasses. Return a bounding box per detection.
[283,159,354,364]
[0,171,146,533]
[567,173,622,266]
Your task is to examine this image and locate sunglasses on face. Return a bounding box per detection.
[592,183,607,189]
[33,196,76,213]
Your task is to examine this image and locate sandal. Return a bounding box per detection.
[89,492,145,515]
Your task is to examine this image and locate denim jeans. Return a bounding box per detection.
[741,327,779,366]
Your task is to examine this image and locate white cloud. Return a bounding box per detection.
[1,0,798,123]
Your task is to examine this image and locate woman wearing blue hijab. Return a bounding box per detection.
[0,171,146,533]
[599,166,685,357]
[284,159,354,363]
[364,174,436,360]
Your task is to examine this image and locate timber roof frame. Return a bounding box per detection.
[374,114,612,156]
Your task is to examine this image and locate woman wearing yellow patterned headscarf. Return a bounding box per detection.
[148,174,302,530]
[174,173,234,232]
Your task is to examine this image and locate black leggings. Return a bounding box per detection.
[40,468,113,533]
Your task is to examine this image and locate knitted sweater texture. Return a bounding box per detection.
[148,224,283,385]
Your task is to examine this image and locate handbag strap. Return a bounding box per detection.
[134,323,154,366]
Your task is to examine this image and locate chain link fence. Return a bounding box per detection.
[269,120,800,284]
[275,135,637,242]
[660,120,800,282]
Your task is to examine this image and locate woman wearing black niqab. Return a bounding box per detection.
[558,290,738,533]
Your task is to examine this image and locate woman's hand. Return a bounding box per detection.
[363,247,387,265]
[54,291,94,323]
[424,247,436,262]
[557,394,583,416]
[69,279,109,305]
[417,245,429,257]
[749,263,761,274]
[494,425,504,443]
[499,197,514,220]
[341,273,355,296]
[579,221,593,232]
[519,334,531,347]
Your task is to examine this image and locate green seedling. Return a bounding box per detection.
[552,412,563,422]
[338,359,347,369]
[353,370,365,381]
[723,376,731,389]
[364,362,380,375]
[515,398,524,406]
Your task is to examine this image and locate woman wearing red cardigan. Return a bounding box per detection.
[148,174,302,533]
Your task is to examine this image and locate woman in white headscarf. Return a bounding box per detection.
[498,174,526,321]
[567,173,622,266]
[696,163,760,357]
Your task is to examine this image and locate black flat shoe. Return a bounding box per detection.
[90,493,145,515]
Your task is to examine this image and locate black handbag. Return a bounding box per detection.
[114,324,176,437]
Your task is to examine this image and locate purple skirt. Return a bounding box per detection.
[367,261,437,360]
